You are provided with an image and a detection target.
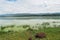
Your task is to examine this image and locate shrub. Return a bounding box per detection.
[35,32,46,39]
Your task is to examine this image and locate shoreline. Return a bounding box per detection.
[0,19,60,27]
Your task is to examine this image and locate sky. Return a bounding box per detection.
[0,0,60,14]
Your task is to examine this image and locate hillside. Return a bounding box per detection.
[0,13,60,17]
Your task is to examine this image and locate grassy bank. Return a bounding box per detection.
[0,22,60,40]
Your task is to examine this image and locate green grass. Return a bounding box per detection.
[0,22,60,40]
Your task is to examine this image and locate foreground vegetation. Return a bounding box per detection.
[0,22,60,40]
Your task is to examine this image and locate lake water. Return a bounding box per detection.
[0,16,60,26]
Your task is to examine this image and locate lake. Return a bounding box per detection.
[0,16,60,26]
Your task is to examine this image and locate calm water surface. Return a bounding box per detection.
[0,17,60,26]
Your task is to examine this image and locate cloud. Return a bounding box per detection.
[0,0,60,14]
[6,0,17,2]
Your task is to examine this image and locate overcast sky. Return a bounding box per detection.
[0,0,60,14]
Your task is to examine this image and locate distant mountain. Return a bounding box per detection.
[0,13,60,17]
